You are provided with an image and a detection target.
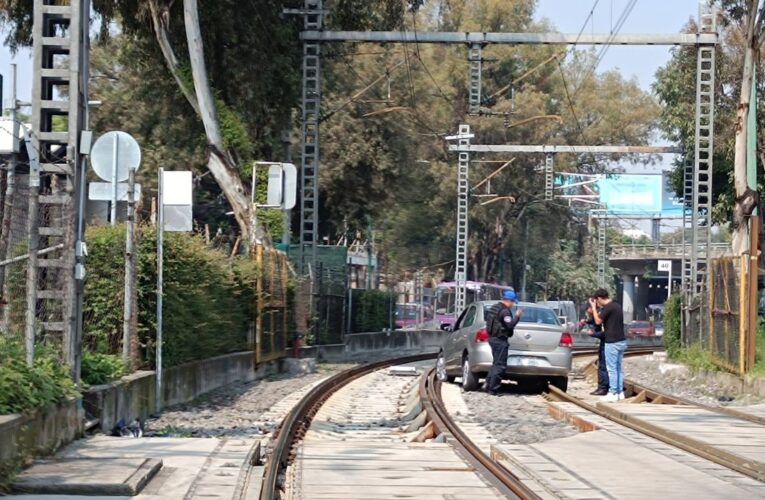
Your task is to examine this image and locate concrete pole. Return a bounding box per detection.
[622,274,635,323]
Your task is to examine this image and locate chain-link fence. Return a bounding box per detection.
[682,292,708,348]
[254,245,290,363]
[0,171,30,360]
[708,255,756,374]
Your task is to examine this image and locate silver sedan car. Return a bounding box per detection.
[435,300,573,392]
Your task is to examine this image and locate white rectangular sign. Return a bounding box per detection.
[162,171,193,205]
[89,182,142,202]
[658,260,672,272]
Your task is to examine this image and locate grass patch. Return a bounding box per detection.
[747,319,765,377]
[669,342,717,371]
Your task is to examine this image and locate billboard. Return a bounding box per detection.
[554,173,682,216]
[598,174,662,214]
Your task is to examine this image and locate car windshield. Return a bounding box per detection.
[630,321,650,328]
[483,305,560,325]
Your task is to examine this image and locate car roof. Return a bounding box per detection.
[475,300,548,308]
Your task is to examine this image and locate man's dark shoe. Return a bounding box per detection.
[590,388,608,396]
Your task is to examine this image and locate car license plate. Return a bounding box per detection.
[507,356,541,367]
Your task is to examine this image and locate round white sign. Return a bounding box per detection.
[90,131,141,182]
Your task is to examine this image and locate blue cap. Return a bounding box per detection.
[502,290,517,301]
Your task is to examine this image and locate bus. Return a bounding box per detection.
[434,281,515,327]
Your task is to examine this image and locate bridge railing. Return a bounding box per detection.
[609,243,730,259]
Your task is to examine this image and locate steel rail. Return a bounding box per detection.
[420,368,541,499]
[258,353,436,500]
[545,381,765,483]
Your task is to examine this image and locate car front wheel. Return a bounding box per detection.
[436,352,455,383]
[461,357,480,391]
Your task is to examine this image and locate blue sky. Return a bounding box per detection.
[535,0,703,91]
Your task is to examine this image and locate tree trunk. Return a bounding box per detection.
[732,4,759,255]
[183,0,253,241]
[146,0,254,240]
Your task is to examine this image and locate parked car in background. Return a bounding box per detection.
[435,301,572,392]
[394,303,434,329]
[538,300,578,332]
[627,320,655,336]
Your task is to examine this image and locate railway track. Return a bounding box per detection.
[258,353,436,500]
[258,344,663,499]
[545,352,765,484]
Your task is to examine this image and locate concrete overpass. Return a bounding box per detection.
[607,243,729,322]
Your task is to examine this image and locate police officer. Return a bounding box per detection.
[485,290,523,396]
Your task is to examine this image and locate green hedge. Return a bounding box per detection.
[351,289,394,333]
[0,339,78,415]
[663,293,682,358]
[83,224,256,370]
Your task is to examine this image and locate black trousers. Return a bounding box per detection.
[597,339,609,391]
[486,336,509,393]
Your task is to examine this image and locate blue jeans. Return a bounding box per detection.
[604,340,627,395]
[486,336,509,393]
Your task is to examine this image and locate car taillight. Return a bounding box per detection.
[559,331,573,347]
[474,328,490,342]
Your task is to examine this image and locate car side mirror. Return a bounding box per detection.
[440,323,452,332]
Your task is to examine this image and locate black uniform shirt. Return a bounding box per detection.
[488,302,521,339]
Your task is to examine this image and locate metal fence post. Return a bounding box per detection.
[122,167,136,368]
[156,168,164,412]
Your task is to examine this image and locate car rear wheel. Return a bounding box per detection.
[461,357,480,391]
[436,352,455,383]
[550,376,569,392]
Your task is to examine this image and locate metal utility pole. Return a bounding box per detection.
[447,125,472,316]
[689,7,717,297]
[681,160,694,299]
[468,44,482,115]
[596,212,607,288]
[29,0,90,376]
[544,154,554,201]
[285,0,323,274]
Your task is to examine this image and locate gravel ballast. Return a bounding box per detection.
[144,363,354,438]
[460,383,580,445]
[624,355,765,407]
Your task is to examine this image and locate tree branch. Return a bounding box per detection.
[147,0,201,116]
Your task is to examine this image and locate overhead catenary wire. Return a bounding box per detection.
[572,0,638,99]
[411,11,456,111]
